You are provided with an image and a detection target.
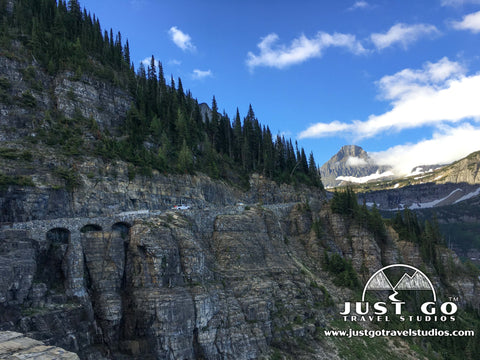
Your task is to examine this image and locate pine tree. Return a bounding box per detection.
[178,140,193,173]
[300,148,308,174]
[67,0,82,38]
[210,95,219,148]
[0,0,324,188]
[124,39,131,66]
[233,108,242,162]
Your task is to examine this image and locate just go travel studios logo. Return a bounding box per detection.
[340,264,458,323]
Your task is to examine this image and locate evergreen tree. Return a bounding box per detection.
[0,0,324,189]
[124,39,131,66]
[178,139,193,173]
[233,108,242,162]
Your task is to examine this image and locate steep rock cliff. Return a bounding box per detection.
[1,39,479,360]
[1,192,477,359]
[0,47,131,142]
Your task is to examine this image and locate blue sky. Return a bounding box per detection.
[80,0,480,174]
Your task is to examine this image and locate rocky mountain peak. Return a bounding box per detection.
[320,145,392,188]
[333,145,368,161]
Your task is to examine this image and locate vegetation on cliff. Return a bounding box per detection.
[1,2,480,360]
[0,0,323,189]
[330,187,387,244]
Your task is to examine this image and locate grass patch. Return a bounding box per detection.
[0,148,33,161]
[0,172,34,190]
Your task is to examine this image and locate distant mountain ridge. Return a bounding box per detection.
[321,146,480,210]
[319,145,392,188]
[355,150,480,211]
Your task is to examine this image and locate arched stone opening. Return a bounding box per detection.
[46,227,70,244]
[112,222,131,243]
[35,228,71,293]
[112,222,131,234]
[80,224,103,233]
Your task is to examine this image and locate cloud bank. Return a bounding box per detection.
[371,124,480,175]
[299,57,480,140]
[247,21,440,70]
[246,32,366,70]
[299,58,480,174]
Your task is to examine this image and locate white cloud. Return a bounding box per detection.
[168,26,196,52]
[168,59,182,66]
[246,32,366,70]
[348,1,369,10]
[192,69,213,80]
[376,57,465,101]
[371,124,480,175]
[441,0,480,6]
[370,23,439,50]
[452,11,480,33]
[346,156,368,166]
[298,120,353,139]
[298,57,480,140]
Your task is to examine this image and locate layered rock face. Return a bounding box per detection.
[355,150,480,210]
[0,47,131,142]
[358,182,480,211]
[0,162,311,223]
[433,151,480,185]
[1,45,479,360]
[1,191,478,359]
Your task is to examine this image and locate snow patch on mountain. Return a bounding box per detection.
[336,170,394,184]
[409,189,463,209]
[454,187,480,204]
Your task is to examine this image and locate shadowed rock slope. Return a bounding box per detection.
[1,188,479,359]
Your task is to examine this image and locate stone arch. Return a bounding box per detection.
[80,224,103,233]
[38,228,71,293]
[46,227,70,244]
[111,221,131,234]
[112,222,131,243]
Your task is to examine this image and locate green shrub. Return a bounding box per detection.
[0,77,11,90]
[323,251,359,289]
[54,167,80,191]
[20,91,37,108]
[0,173,34,189]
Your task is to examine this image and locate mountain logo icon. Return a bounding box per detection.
[362,264,436,302]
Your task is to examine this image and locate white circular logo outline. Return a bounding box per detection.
[361,264,436,302]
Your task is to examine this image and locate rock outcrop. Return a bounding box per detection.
[0,331,79,359]
[0,48,131,142]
